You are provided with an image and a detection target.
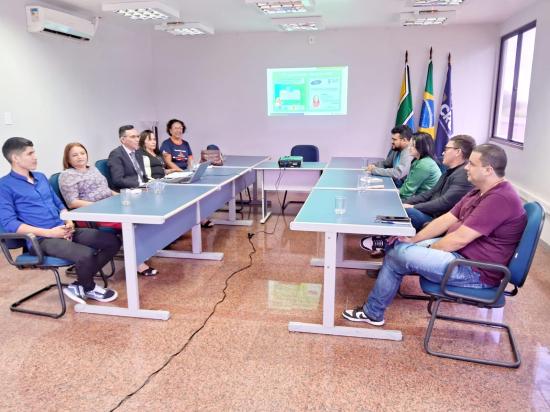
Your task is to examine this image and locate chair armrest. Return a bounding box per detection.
[440,258,511,305]
[0,233,44,266]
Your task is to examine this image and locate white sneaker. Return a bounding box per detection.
[84,285,118,303]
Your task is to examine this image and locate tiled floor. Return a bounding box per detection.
[1,196,550,411]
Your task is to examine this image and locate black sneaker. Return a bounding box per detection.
[360,236,387,252]
[63,283,87,304]
[342,307,385,326]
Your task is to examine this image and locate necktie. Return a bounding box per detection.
[129,151,144,185]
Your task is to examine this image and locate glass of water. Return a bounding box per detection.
[120,189,131,206]
[334,196,346,215]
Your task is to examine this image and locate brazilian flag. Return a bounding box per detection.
[395,57,415,131]
[418,58,435,138]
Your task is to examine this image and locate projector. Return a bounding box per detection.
[278,156,303,168]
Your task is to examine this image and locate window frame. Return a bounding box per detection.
[491,20,536,148]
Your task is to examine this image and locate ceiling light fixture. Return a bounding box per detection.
[245,0,315,15]
[155,21,214,36]
[272,16,324,31]
[102,1,180,20]
[410,0,464,6]
[400,10,455,26]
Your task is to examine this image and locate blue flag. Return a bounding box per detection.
[434,58,453,161]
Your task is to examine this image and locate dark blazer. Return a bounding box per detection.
[403,162,472,218]
[107,145,148,191]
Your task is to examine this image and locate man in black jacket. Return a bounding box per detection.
[108,125,149,191]
[403,135,476,231]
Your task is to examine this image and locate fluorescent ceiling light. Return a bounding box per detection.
[400,10,455,26]
[410,0,464,6]
[272,16,324,31]
[155,22,214,36]
[245,0,315,15]
[102,1,180,20]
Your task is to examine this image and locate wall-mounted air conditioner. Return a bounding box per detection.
[26,6,96,41]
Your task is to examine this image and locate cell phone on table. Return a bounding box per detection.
[376,215,411,222]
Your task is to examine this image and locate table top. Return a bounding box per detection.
[255,161,327,170]
[315,169,395,191]
[221,155,269,168]
[290,188,414,236]
[61,185,216,224]
[326,157,383,170]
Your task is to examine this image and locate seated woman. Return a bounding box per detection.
[160,118,193,171]
[398,132,442,199]
[59,142,158,276]
[138,129,178,179]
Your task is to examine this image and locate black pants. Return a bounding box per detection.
[38,228,121,291]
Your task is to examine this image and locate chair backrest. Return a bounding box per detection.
[508,202,545,287]
[48,172,69,209]
[291,145,319,162]
[95,159,114,190]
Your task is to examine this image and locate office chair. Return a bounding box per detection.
[95,159,114,190]
[282,144,320,210]
[420,202,545,368]
[0,226,72,318]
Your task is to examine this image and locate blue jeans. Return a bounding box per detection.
[406,207,434,232]
[363,239,488,321]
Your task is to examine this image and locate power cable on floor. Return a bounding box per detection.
[110,234,257,411]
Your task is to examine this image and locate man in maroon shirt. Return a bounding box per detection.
[343,144,527,326]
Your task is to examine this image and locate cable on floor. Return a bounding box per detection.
[110,235,257,411]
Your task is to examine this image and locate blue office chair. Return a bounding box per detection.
[282,145,320,210]
[95,159,114,191]
[420,202,545,368]
[48,173,115,287]
[0,226,73,318]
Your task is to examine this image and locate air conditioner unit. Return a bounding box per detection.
[26,6,96,41]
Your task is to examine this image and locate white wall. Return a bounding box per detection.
[151,24,498,162]
[494,0,550,243]
[0,1,155,176]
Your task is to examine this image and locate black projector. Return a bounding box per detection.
[278,156,303,168]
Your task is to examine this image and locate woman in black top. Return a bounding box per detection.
[138,130,177,179]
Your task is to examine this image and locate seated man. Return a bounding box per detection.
[367,125,413,186]
[108,125,149,191]
[403,135,475,231]
[0,137,120,304]
[344,143,526,326]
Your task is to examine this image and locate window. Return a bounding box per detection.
[492,21,536,146]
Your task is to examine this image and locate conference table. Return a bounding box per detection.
[61,155,267,320]
[254,160,326,223]
[289,157,415,341]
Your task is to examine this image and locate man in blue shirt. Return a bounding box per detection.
[0,137,120,304]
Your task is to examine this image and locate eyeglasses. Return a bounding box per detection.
[442,146,459,155]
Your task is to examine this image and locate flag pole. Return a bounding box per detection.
[430,46,432,60]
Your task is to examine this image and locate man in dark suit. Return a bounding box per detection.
[402,135,476,231]
[108,125,149,191]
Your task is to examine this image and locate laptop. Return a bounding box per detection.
[164,161,210,184]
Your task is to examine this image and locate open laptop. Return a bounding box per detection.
[164,161,210,184]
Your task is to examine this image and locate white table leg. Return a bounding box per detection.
[73,221,171,320]
[212,182,253,226]
[289,231,402,341]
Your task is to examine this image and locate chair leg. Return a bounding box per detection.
[98,259,116,288]
[423,298,521,368]
[10,268,68,319]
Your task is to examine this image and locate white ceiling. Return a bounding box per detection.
[42,0,538,33]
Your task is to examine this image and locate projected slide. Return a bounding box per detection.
[267,66,348,116]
